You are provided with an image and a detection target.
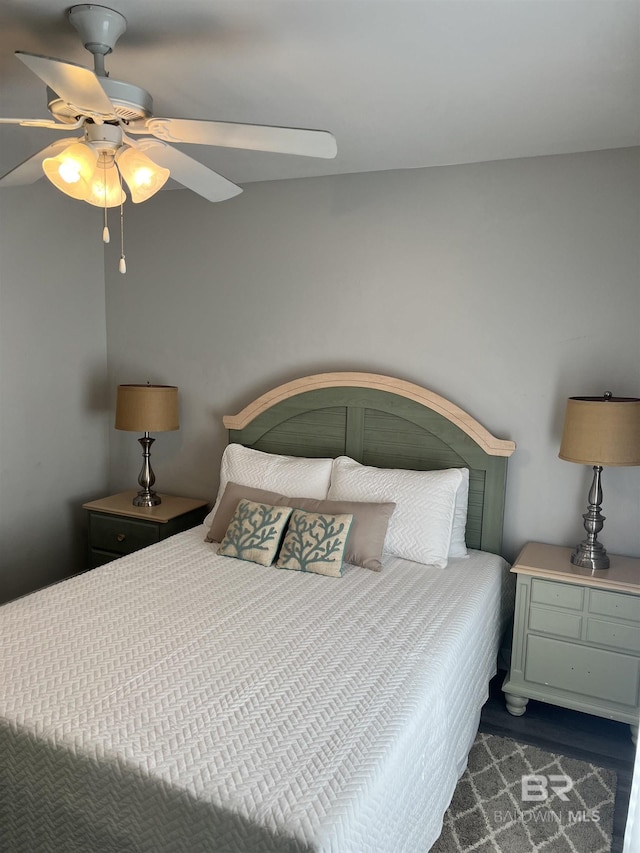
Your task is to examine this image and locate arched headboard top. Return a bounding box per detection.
[223,372,516,457]
[222,372,515,555]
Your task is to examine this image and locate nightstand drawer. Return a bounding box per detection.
[589,589,640,622]
[531,578,584,611]
[89,548,120,568]
[586,618,640,654]
[90,514,159,555]
[525,634,640,707]
[529,606,582,639]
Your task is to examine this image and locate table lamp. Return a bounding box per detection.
[559,392,640,570]
[115,384,179,507]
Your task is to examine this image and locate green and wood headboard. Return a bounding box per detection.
[223,373,516,556]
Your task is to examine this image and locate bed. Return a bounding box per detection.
[0,372,516,852]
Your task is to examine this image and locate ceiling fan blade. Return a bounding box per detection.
[0,138,77,186]
[16,52,116,119]
[0,117,85,130]
[135,139,242,202]
[130,117,337,159]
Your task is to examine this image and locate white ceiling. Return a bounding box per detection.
[1,0,638,190]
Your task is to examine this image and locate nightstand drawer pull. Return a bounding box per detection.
[116,533,126,542]
[531,579,583,611]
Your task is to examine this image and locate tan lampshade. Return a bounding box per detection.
[559,395,640,466]
[115,385,179,433]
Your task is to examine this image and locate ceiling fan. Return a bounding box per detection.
[0,3,338,208]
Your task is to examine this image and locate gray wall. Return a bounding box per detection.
[0,184,110,602]
[2,149,635,602]
[99,146,637,563]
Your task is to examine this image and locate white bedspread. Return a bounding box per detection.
[0,527,512,852]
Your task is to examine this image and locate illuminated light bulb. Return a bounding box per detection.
[42,142,98,200]
[84,159,126,208]
[58,160,82,183]
[116,147,170,203]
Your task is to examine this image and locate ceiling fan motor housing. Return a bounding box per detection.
[47,77,153,124]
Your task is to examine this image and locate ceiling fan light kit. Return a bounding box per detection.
[0,3,337,271]
[42,122,170,208]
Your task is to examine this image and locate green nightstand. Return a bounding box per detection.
[503,541,640,742]
[83,490,209,568]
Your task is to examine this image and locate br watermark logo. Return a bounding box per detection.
[521,773,573,802]
[493,773,601,826]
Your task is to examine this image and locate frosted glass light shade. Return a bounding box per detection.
[115,385,179,432]
[42,142,98,200]
[559,396,640,467]
[84,159,126,208]
[116,147,170,203]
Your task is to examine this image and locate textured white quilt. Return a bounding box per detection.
[0,527,512,852]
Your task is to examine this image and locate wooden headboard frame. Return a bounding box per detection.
[223,372,515,556]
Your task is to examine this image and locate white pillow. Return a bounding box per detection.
[450,467,470,560]
[327,456,464,568]
[203,444,333,529]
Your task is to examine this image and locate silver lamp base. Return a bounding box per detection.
[132,433,162,507]
[570,541,609,571]
[133,490,161,507]
[571,465,609,571]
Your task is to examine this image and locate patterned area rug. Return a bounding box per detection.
[431,732,616,853]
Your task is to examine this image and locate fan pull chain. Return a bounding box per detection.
[119,196,126,274]
[102,155,110,243]
[118,167,126,274]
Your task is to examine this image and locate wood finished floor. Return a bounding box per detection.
[479,672,636,853]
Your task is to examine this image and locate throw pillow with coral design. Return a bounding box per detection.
[218,499,293,566]
[276,509,354,577]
